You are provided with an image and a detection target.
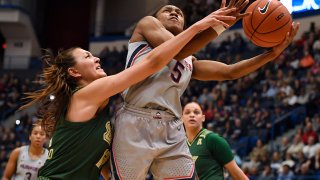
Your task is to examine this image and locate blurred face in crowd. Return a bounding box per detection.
[29,125,47,148]
[182,102,205,131]
[69,48,106,85]
[155,5,185,35]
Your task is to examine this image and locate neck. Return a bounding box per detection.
[186,127,202,143]
[29,144,44,156]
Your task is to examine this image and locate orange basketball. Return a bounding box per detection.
[242,0,292,47]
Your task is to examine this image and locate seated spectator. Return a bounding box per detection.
[258,165,276,180]
[277,164,294,180]
[287,134,305,159]
[250,139,269,161]
[302,122,318,144]
[302,136,320,159]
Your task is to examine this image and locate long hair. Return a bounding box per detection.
[21,47,79,137]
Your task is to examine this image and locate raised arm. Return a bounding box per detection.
[131,0,246,60]
[70,11,230,121]
[192,22,299,81]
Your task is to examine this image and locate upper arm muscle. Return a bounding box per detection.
[131,16,174,48]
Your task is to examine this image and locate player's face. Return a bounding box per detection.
[29,125,47,148]
[70,48,106,83]
[155,5,184,35]
[182,102,205,130]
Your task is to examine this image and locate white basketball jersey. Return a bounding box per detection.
[122,41,193,118]
[14,146,48,180]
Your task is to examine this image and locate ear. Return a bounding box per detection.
[68,67,81,78]
[202,115,205,122]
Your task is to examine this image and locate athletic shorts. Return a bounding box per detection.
[111,104,196,180]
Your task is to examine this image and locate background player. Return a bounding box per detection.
[2,122,48,180]
[182,102,248,180]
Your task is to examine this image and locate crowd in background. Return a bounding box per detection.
[1,0,320,178]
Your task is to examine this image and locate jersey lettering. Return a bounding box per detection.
[197,139,202,145]
[48,149,53,160]
[96,121,112,168]
[171,61,185,83]
[25,172,32,180]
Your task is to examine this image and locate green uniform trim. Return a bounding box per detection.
[188,128,234,180]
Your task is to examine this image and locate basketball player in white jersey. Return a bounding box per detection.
[2,123,48,180]
[111,0,299,179]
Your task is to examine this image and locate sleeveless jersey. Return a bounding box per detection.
[38,107,112,180]
[14,145,48,180]
[188,129,234,180]
[122,41,193,118]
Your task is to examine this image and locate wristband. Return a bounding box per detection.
[212,25,226,35]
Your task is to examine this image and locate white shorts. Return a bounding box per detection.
[111,104,196,180]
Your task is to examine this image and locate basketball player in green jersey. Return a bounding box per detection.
[182,102,248,180]
[20,12,234,179]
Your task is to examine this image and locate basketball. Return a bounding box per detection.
[242,0,292,47]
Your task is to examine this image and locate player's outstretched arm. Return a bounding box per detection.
[192,22,299,81]
[132,0,240,61]
[71,11,227,121]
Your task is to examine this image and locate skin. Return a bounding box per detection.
[2,125,47,180]
[131,0,300,82]
[182,102,248,180]
[64,6,238,123]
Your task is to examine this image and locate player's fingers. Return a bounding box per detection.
[228,0,236,8]
[212,19,230,28]
[214,15,236,21]
[220,0,226,8]
[237,0,249,12]
[236,12,251,19]
[235,0,246,8]
[220,7,237,15]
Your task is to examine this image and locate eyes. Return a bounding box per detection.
[183,109,201,115]
[162,9,183,17]
[85,53,92,58]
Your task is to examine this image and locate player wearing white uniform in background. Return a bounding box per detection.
[2,123,48,180]
[111,0,299,179]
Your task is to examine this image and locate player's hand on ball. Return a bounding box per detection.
[222,0,250,27]
[272,22,300,56]
[194,10,236,31]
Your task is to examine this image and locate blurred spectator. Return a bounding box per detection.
[277,164,294,180]
[287,134,305,159]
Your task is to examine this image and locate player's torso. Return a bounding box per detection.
[38,109,111,179]
[15,146,48,180]
[188,129,224,180]
[122,41,193,118]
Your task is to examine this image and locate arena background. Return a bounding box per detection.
[0,0,319,179]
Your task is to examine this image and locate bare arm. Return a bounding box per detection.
[224,160,248,180]
[192,22,300,81]
[69,12,224,122]
[2,148,20,180]
[131,1,239,60]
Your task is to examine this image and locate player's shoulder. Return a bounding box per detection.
[204,129,225,141]
[136,16,165,31]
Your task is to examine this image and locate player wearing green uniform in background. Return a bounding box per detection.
[182,102,249,180]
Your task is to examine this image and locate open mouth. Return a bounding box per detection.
[96,65,102,70]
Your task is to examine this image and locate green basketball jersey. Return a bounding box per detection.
[188,128,234,180]
[38,107,112,180]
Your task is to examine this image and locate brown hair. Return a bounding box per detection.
[21,47,79,137]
